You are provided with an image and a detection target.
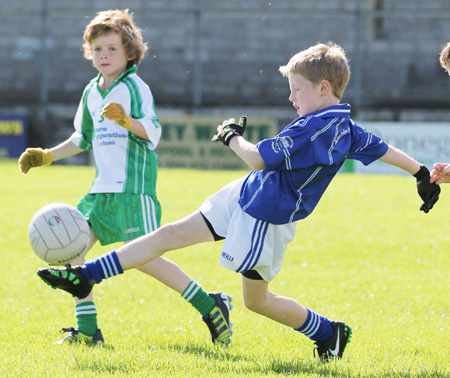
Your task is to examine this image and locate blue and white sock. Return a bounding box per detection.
[295,308,334,342]
[81,250,124,284]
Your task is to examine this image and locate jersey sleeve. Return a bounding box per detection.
[69,87,94,151]
[347,121,388,165]
[127,79,162,150]
[257,124,317,171]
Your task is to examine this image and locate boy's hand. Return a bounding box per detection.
[101,103,131,129]
[430,163,450,184]
[413,165,440,213]
[18,148,53,175]
[212,116,247,146]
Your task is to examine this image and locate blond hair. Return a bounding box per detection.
[439,42,450,74]
[279,42,350,99]
[83,9,148,67]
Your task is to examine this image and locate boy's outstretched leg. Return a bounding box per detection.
[37,212,212,296]
[37,211,234,345]
[37,258,233,345]
[241,275,352,361]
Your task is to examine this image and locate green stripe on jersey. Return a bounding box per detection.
[123,77,145,119]
[123,137,158,195]
[122,76,158,196]
[78,82,95,150]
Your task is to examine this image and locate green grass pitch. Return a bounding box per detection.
[1,158,450,377]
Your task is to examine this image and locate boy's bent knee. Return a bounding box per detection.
[243,295,267,314]
[241,274,270,314]
[242,286,269,313]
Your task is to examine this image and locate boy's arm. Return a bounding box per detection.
[378,145,440,213]
[18,139,83,175]
[229,136,266,170]
[378,144,421,174]
[101,103,150,141]
[212,116,266,170]
[49,139,84,161]
[125,119,149,141]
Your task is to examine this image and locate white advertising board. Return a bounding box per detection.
[353,122,450,174]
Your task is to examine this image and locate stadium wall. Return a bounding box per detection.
[1,1,450,157]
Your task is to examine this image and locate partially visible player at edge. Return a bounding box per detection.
[37,42,440,360]
[430,41,450,185]
[19,9,231,346]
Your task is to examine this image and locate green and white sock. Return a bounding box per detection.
[75,301,98,337]
[182,280,215,316]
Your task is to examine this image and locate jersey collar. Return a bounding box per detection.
[92,65,138,98]
[285,104,351,131]
[307,103,351,119]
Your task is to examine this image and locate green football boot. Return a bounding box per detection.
[202,292,232,345]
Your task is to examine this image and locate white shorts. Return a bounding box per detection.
[198,177,297,281]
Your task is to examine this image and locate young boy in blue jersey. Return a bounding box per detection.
[37,42,440,360]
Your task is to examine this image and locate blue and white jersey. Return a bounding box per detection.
[238,104,388,224]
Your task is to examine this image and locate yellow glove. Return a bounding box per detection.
[101,103,132,129]
[18,148,53,175]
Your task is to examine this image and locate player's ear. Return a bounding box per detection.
[318,79,332,96]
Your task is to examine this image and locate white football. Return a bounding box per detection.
[28,203,90,265]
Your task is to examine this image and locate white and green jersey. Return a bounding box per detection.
[70,66,161,196]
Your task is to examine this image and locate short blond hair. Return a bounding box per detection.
[83,9,148,67]
[439,42,450,74]
[279,42,350,100]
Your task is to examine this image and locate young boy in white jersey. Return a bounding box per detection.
[430,42,450,184]
[19,9,231,346]
[37,42,440,360]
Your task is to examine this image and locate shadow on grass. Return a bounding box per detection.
[70,342,450,377]
[69,341,335,376]
[155,343,350,377]
[155,344,450,377]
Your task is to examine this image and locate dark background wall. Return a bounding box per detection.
[1,0,450,149]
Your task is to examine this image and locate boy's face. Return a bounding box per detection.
[287,73,324,117]
[91,32,131,81]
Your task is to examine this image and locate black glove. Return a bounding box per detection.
[414,165,440,213]
[212,116,247,146]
